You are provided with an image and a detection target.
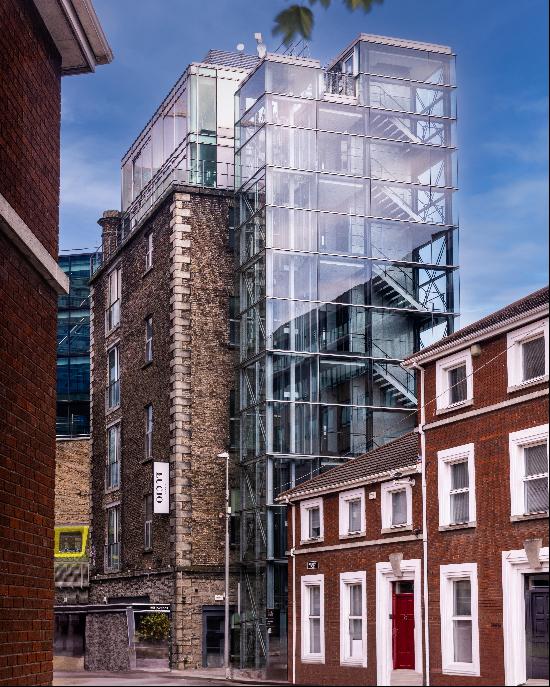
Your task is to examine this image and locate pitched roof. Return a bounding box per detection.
[278,432,419,501]
[405,286,549,364]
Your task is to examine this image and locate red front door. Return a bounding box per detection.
[392,590,415,669]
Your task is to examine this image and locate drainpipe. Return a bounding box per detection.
[412,361,430,686]
[289,499,297,685]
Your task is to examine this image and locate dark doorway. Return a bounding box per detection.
[54,612,85,657]
[392,581,415,670]
[202,606,226,668]
[525,574,549,680]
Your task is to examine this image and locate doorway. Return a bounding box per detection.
[525,574,549,680]
[392,580,415,670]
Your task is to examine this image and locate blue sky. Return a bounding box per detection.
[60,0,548,325]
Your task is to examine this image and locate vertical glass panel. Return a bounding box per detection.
[238,173,266,224]
[449,365,467,404]
[163,103,175,160]
[451,461,469,489]
[270,402,318,456]
[318,175,367,215]
[266,62,319,99]
[242,359,266,408]
[122,160,132,210]
[268,206,317,253]
[451,492,469,524]
[525,477,548,514]
[369,109,456,147]
[318,214,368,256]
[196,75,216,137]
[268,169,316,209]
[361,43,455,85]
[319,304,368,355]
[242,258,265,310]
[391,490,407,525]
[348,500,361,533]
[525,444,548,476]
[320,405,370,457]
[239,209,266,264]
[241,405,266,460]
[318,256,368,305]
[269,126,316,170]
[174,89,188,146]
[372,410,415,448]
[523,337,545,381]
[372,360,416,408]
[237,63,266,119]
[319,357,370,406]
[371,310,415,361]
[318,132,364,176]
[217,75,238,132]
[241,301,266,361]
[268,94,316,128]
[270,252,317,301]
[237,126,266,185]
[268,298,318,353]
[271,354,317,402]
[309,507,320,537]
[361,75,456,118]
[237,95,266,149]
[454,579,471,615]
[317,102,365,135]
[453,620,473,663]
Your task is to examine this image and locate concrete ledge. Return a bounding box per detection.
[0,191,69,294]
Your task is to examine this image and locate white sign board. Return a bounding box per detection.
[153,462,169,513]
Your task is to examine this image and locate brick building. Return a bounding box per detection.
[86,50,259,672]
[404,286,548,686]
[0,2,111,685]
[278,432,424,686]
[278,287,548,687]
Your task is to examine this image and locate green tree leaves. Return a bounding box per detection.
[273,0,385,46]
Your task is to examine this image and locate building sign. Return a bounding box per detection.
[306,560,319,570]
[266,608,280,633]
[153,462,169,513]
[214,594,225,602]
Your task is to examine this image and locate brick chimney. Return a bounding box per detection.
[98,210,121,264]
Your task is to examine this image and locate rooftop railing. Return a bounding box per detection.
[324,70,357,97]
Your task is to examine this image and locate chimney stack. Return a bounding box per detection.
[98,210,121,264]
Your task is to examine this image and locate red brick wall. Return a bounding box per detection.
[0,0,61,257]
[288,481,423,685]
[422,329,549,686]
[0,233,58,686]
[0,1,62,684]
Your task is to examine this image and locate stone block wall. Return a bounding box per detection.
[55,438,91,525]
[84,612,131,672]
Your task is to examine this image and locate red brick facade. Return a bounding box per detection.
[283,289,548,686]
[417,302,549,686]
[0,2,61,684]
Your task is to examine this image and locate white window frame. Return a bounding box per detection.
[105,504,121,572]
[144,494,153,550]
[300,497,324,543]
[301,574,325,664]
[509,424,549,518]
[339,570,367,667]
[440,563,480,676]
[436,349,473,411]
[339,488,365,538]
[106,421,121,490]
[145,315,153,363]
[106,344,120,409]
[502,546,549,686]
[438,443,476,528]
[145,404,153,460]
[106,266,121,333]
[381,479,413,532]
[506,318,549,391]
[145,232,153,271]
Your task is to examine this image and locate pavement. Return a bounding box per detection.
[53,669,286,686]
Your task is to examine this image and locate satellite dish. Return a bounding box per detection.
[236,43,245,52]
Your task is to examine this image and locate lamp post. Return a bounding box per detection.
[217,451,231,680]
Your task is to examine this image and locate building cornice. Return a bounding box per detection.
[0,192,69,294]
[32,0,113,75]
[404,306,549,368]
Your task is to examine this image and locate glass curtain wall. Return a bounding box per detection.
[57,254,92,436]
[236,40,458,671]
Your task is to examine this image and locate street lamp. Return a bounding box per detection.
[217,451,231,680]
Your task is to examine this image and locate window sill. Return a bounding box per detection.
[143,548,153,554]
[141,456,154,465]
[507,375,548,394]
[104,485,120,494]
[143,265,153,278]
[300,538,324,546]
[105,404,121,417]
[439,521,476,532]
[340,658,366,668]
[510,511,549,523]
[436,398,474,415]
[301,655,325,664]
[339,531,366,540]
[381,525,412,534]
[105,324,120,338]
[142,360,153,370]
[442,665,479,677]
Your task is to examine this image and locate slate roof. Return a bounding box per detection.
[405,286,549,363]
[278,432,419,501]
[202,49,260,71]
